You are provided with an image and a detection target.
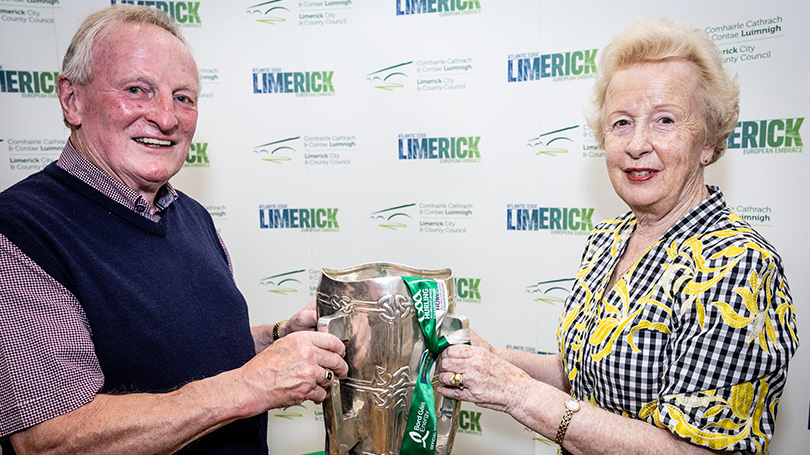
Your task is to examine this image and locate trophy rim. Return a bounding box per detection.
[321,262,453,283]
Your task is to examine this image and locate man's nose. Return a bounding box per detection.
[145,92,179,131]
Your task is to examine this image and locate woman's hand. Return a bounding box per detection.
[436,344,533,415]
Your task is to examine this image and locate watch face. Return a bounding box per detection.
[566,399,581,412]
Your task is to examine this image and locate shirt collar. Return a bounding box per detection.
[659,185,725,241]
[55,139,179,219]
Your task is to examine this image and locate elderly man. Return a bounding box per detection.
[0,5,347,454]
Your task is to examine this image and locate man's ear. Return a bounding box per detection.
[57,75,82,128]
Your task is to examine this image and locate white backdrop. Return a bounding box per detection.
[1,1,807,454]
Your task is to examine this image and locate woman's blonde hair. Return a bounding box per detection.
[586,17,740,164]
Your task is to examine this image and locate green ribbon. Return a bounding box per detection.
[400,276,451,455]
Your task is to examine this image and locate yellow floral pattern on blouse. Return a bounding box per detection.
[557,188,798,454]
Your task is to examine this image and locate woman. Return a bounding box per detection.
[437,18,798,455]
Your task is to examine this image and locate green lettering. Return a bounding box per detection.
[580,208,594,231]
[551,53,564,77]
[786,118,803,146]
[299,208,311,228]
[571,51,584,75]
[188,2,201,23]
[327,208,339,228]
[549,207,562,229]
[175,2,188,23]
[438,137,450,158]
[293,72,305,93]
[741,121,758,148]
[568,208,580,231]
[767,120,784,148]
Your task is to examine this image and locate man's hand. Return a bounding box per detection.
[238,331,348,412]
[283,300,318,336]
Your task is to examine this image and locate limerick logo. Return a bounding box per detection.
[246,0,289,24]
[253,137,299,164]
[727,118,803,155]
[527,126,578,156]
[396,0,481,16]
[0,68,59,97]
[398,134,481,163]
[259,270,306,295]
[253,68,335,96]
[366,62,412,91]
[526,278,574,305]
[259,204,340,232]
[111,1,201,27]
[507,49,597,83]
[370,203,416,230]
[507,205,594,234]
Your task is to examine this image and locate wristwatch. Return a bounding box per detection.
[554,398,580,446]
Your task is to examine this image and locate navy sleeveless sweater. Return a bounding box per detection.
[0,163,267,454]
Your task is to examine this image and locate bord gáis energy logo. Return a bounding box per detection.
[259,269,306,295]
[527,126,578,156]
[366,62,412,91]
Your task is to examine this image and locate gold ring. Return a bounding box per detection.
[319,369,333,387]
[450,372,464,389]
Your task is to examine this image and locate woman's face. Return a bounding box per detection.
[603,59,713,223]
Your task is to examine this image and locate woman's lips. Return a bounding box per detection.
[625,168,657,182]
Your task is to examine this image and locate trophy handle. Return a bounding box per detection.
[435,313,469,455]
[318,312,359,455]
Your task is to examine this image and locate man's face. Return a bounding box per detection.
[67,22,199,198]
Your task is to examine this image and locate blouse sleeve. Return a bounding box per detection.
[650,238,799,454]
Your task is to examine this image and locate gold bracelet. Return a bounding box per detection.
[272,320,287,341]
[554,398,580,446]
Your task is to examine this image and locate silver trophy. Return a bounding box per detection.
[316,262,468,455]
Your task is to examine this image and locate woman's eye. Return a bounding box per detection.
[613,119,629,128]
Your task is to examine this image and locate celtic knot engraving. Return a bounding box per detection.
[379,294,411,321]
[317,292,352,312]
[371,365,412,408]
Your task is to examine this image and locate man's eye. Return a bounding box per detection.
[176,95,190,103]
[127,87,142,94]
